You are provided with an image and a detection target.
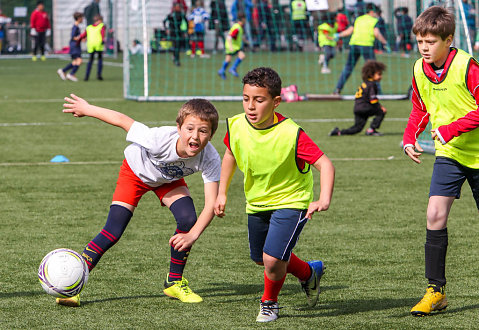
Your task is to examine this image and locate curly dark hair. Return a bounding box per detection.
[242,67,282,98]
[362,60,386,81]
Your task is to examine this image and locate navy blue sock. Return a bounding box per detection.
[231,57,242,71]
[70,65,79,75]
[167,196,197,282]
[220,61,230,72]
[81,205,133,271]
[62,63,74,72]
[97,52,103,77]
[425,228,448,290]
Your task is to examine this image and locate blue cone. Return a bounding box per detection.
[50,155,69,163]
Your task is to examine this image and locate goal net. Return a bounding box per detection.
[122,0,478,102]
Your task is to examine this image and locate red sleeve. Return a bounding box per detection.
[101,25,106,41]
[436,59,479,143]
[223,131,230,150]
[30,11,37,29]
[79,31,87,40]
[297,130,324,168]
[403,76,430,146]
[230,28,239,39]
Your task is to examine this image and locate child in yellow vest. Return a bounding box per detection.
[214,67,335,322]
[80,14,105,81]
[317,12,338,74]
[403,6,479,317]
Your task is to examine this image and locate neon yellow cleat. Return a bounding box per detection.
[163,276,203,303]
[32,56,37,62]
[411,287,447,316]
[56,294,81,307]
[41,55,46,61]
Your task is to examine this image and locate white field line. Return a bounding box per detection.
[0,118,409,127]
[0,98,124,103]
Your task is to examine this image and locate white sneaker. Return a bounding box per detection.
[57,69,66,81]
[199,53,210,58]
[321,67,331,74]
[318,54,325,65]
[256,300,280,322]
[66,74,78,82]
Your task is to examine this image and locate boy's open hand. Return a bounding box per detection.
[404,141,424,164]
[63,94,91,117]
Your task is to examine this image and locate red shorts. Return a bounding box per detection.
[112,159,188,207]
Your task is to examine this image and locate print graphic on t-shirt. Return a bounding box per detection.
[154,161,194,180]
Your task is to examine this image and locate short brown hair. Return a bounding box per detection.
[176,99,219,136]
[362,60,386,81]
[412,6,455,40]
[73,12,83,21]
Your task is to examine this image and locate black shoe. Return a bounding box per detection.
[84,77,89,81]
[329,127,340,136]
[174,60,180,67]
[97,76,103,81]
[365,128,383,136]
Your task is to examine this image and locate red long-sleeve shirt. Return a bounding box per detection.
[403,48,479,147]
[30,9,50,32]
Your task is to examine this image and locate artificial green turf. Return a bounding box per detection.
[0,58,478,329]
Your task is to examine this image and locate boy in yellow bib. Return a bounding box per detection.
[403,6,479,317]
[214,67,335,322]
[81,14,105,81]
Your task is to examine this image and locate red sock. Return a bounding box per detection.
[191,42,196,53]
[198,41,204,54]
[261,271,286,302]
[287,253,311,282]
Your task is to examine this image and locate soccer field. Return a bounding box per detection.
[1,58,478,329]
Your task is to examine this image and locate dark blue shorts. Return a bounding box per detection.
[247,209,308,262]
[430,156,479,209]
[70,53,81,60]
[226,48,242,56]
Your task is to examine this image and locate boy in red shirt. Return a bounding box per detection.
[403,6,479,317]
[30,1,51,61]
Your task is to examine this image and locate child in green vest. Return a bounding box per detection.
[317,11,338,74]
[403,6,479,317]
[81,14,105,81]
[214,67,335,322]
[217,13,246,80]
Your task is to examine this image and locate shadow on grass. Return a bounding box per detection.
[82,294,164,305]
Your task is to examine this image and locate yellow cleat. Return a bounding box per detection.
[411,287,447,316]
[32,56,37,62]
[41,55,46,61]
[56,294,81,307]
[163,276,203,303]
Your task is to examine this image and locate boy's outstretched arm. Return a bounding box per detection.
[169,181,219,251]
[306,155,335,219]
[214,148,237,217]
[63,94,134,132]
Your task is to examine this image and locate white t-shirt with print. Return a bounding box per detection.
[124,121,221,187]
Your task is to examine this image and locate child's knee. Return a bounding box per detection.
[170,196,197,231]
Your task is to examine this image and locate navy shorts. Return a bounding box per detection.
[70,53,81,60]
[430,156,479,209]
[247,209,308,262]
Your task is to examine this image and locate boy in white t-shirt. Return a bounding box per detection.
[58,94,221,306]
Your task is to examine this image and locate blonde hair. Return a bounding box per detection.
[412,6,455,40]
[176,99,219,136]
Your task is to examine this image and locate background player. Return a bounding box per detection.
[329,60,387,136]
[217,13,246,80]
[57,12,84,82]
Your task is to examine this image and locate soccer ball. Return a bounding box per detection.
[38,248,89,298]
